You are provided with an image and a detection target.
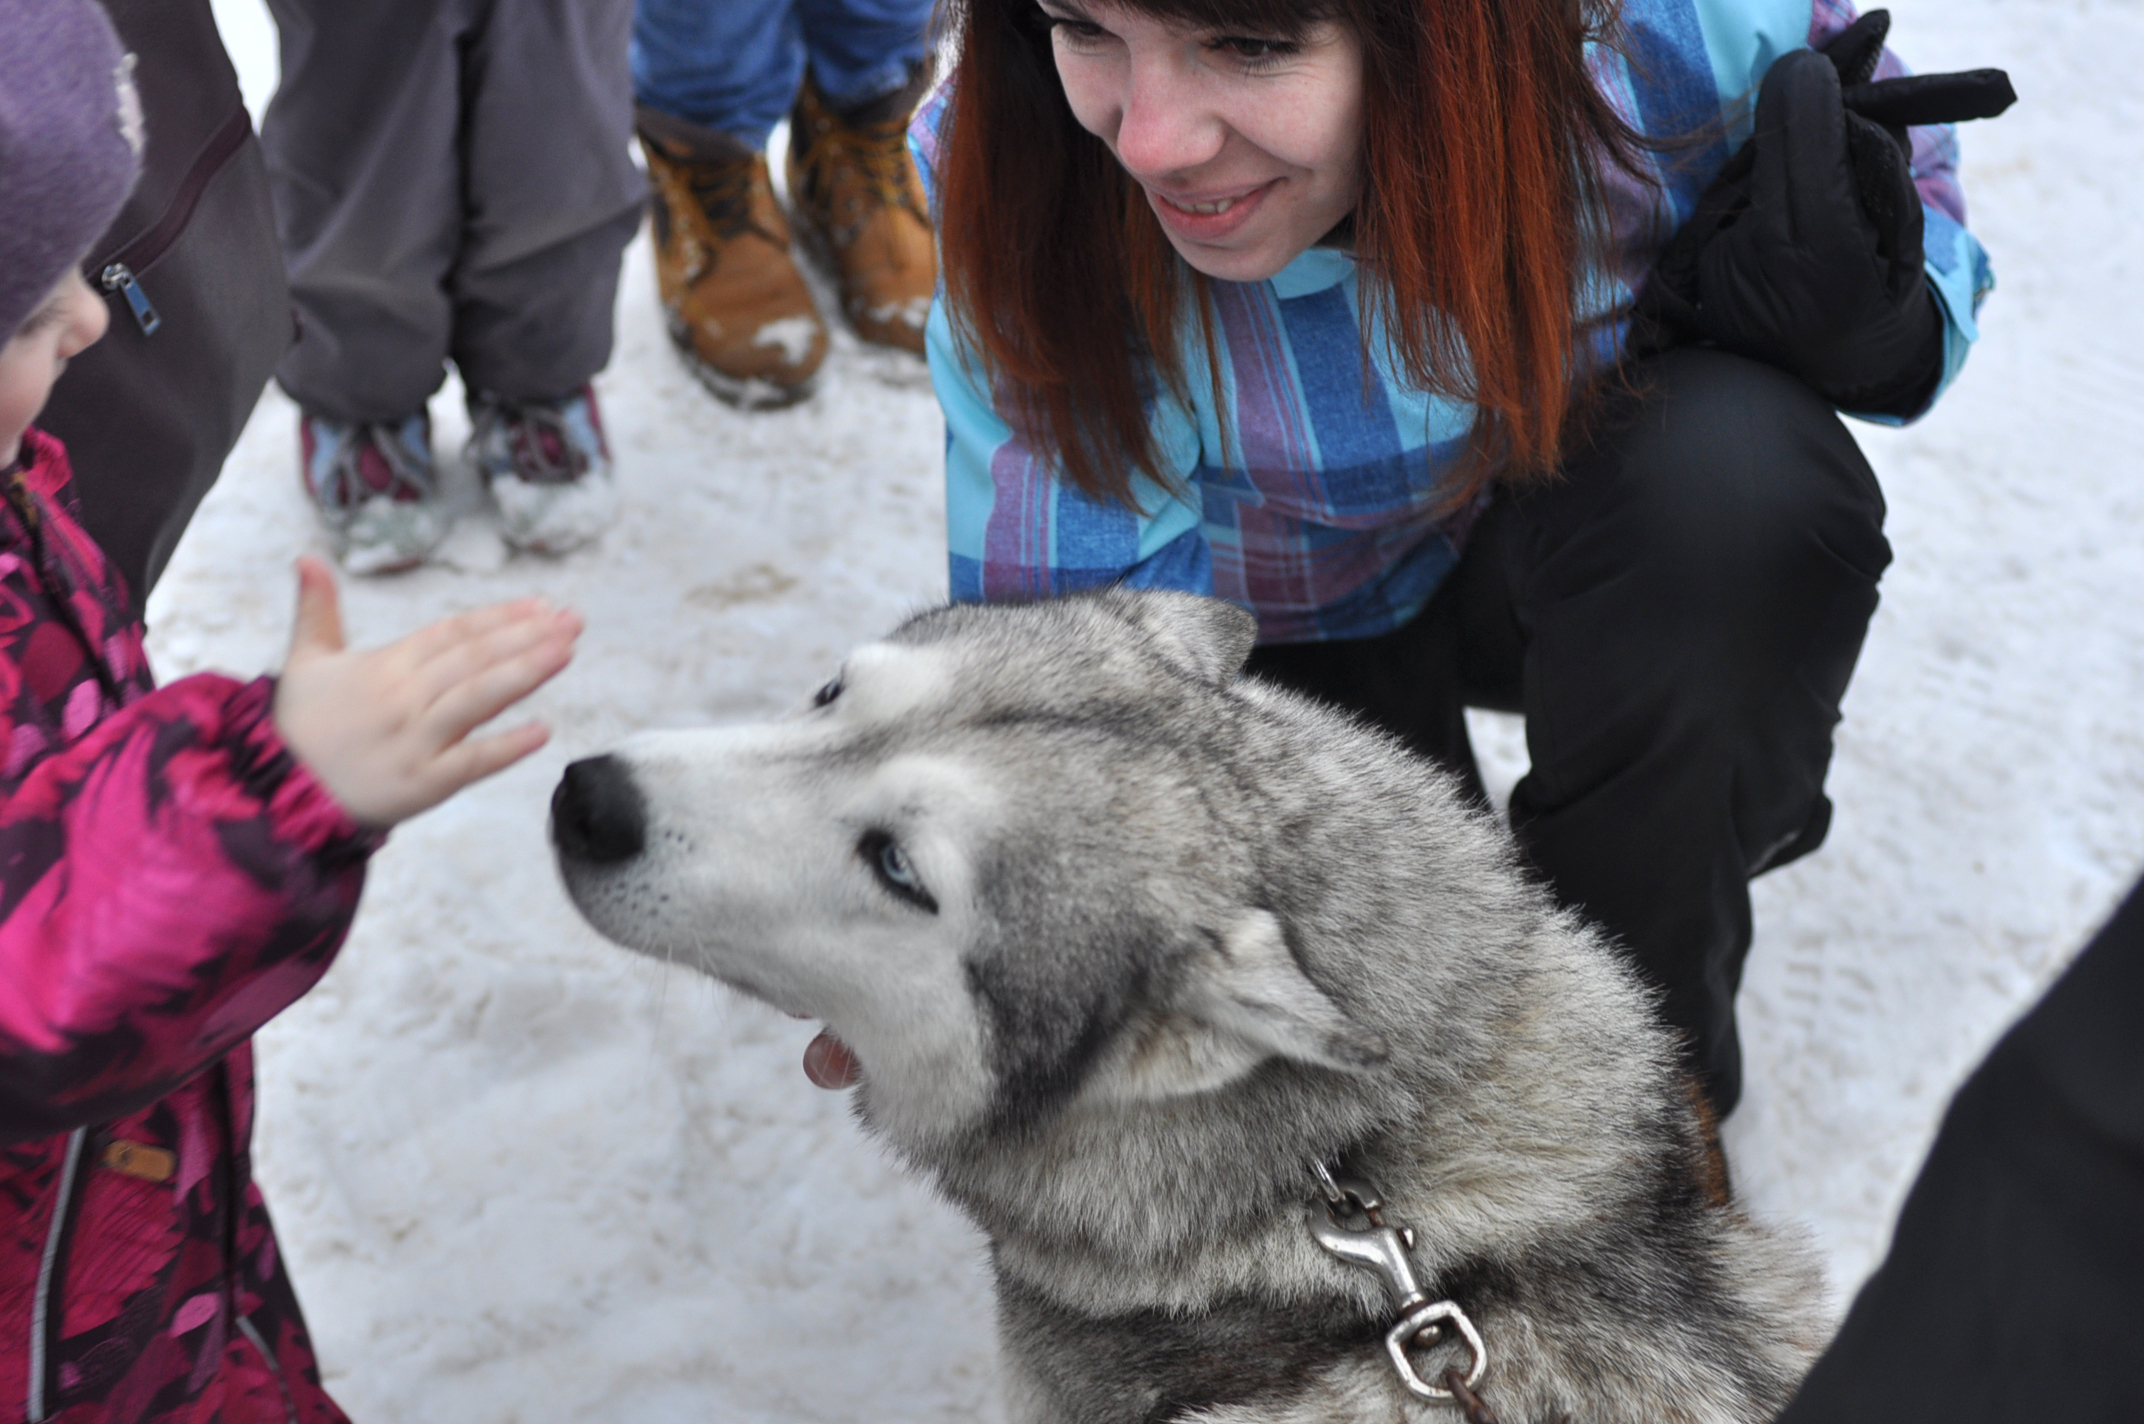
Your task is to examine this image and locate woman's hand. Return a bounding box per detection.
[1688,46,1943,415]
[1633,14,2009,416]
[273,557,582,829]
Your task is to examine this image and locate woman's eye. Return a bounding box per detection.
[1212,35,1296,63]
[813,677,842,708]
[1040,11,1107,43]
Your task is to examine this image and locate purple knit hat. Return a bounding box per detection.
[0,0,143,343]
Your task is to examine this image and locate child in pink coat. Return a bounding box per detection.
[0,4,582,1419]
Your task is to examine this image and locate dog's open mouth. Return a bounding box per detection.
[803,1027,862,1089]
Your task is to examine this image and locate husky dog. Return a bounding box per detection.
[551,589,1823,1424]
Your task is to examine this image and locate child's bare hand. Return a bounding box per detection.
[273,558,582,828]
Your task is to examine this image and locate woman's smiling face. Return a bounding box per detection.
[1039,0,1366,283]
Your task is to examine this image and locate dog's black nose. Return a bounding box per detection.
[551,755,647,864]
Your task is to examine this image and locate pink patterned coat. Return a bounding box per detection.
[0,429,376,1423]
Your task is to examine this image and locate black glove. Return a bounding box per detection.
[1633,11,2015,415]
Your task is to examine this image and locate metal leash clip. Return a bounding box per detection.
[1309,1163,1488,1403]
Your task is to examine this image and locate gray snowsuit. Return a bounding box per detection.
[259,0,646,422]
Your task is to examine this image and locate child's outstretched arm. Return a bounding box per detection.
[0,562,580,1143]
[274,557,582,827]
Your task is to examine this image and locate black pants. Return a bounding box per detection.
[1247,348,1892,1116]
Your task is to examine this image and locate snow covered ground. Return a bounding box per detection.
[169,2,2144,1419]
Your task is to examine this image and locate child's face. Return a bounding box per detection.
[0,269,108,469]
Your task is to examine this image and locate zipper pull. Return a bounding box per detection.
[100,262,162,335]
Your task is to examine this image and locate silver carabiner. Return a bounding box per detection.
[1384,1299,1488,1401]
[1308,1169,1488,1401]
[1308,1180,1427,1310]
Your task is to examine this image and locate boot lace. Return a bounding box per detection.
[793,107,928,235]
[674,153,783,246]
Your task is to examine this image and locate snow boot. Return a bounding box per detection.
[785,67,935,356]
[468,385,618,554]
[638,106,828,409]
[299,409,452,574]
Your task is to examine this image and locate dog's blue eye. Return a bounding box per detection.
[860,830,936,912]
[814,677,842,708]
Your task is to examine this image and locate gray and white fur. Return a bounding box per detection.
[552,589,1824,1424]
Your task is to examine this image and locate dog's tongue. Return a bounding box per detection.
[803,1028,862,1090]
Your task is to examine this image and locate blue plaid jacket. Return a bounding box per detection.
[916,0,1993,643]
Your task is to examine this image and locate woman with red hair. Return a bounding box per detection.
[918,0,1994,1120]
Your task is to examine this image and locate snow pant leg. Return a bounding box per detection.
[261,0,466,422]
[795,0,937,111]
[633,0,803,148]
[1490,347,1892,1117]
[262,0,640,419]
[1246,347,1890,1119]
[1775,878,2144,1422]
[448,0,641,403]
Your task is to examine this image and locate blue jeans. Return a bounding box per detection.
[633,0,934,148]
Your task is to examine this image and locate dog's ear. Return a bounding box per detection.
[1183,909,1389,1073]
[1092,910,1386,1104]
[1104,590,1259,684]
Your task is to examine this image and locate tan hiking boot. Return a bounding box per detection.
[638,106,828,408]
[785,72,935,356]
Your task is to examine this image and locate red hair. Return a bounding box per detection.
[934,0,1648,508]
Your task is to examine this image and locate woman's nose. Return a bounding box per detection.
[1110,59,1226,181]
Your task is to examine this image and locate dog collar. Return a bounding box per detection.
[1308,1162,1499,1422]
